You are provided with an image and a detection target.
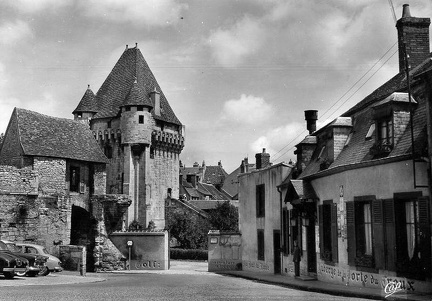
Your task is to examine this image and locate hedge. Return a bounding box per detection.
[170,248,208,261]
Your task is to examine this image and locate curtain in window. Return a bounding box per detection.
[405,201,415,259]
[364,203,372,255]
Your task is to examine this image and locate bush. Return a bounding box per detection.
[170,248,208,261]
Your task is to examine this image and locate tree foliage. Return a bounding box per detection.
[166,209,211,250]
[208,201,239,231]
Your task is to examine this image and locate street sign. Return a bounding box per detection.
[127,240,133,246]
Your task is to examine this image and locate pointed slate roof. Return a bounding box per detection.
[92,45,181,125]
[122,78,153,108]
[9,108,108,163]
[73,85,97,114]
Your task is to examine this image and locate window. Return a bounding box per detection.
[319,201,338,263]
[365,124,375,140]
[257,229,265,261]
[393,196,430,280]
[355,202,372,256]
[70,166,80,192]
[137,106,144,111]
[377,119,393,147]
[125,107,131,112]
[256,184,265,217]
[139,115,144,124]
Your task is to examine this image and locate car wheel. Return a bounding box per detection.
[16,271,27,277]
[39,266,50,276]
[4,272,14,279]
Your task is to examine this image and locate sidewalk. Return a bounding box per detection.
[217,269,432,301]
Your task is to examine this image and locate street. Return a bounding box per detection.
[1,262,371,301]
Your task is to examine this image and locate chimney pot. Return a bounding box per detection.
[305,110,318,134]
[402,4,411,18]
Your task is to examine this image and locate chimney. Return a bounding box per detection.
[305,110,318,134]
[396,4,431,73]
[150,87,161,115]
[255,148,270,169]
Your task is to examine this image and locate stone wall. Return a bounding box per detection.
[0,194,71,254]
[34,157,67,196]
[0,165,37,194]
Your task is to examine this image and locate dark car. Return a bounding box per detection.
[0,242,28,279]
[1,240,48,277]
[0,241,40,277]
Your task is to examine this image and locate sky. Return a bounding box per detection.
[1,0,432,174]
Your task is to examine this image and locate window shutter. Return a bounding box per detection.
[283,208,289,255]
[346,201,356,266]
[319,205,324,260]
[372,199,384,269]
[383,199,396,271]
[418,197,431,273]
[331,203,338,263]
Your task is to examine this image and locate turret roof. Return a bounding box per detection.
[91,45,181,125]
[72,85,97,114]
[122,78,153,108]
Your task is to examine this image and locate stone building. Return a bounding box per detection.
[0,108,116,265]
[73,44,184,230]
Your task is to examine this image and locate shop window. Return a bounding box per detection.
[257,229,265,261]
[319,201,338,263]
[256,184,265,217]
[70,166,80,192]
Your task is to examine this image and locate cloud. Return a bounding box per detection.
[220,94,274,125]
[250,122,305,162]
[0,20,31,46]
[81,0,188,27]
[5,0,70,13]
[207,16,265,67]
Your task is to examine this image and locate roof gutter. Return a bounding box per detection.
[301,154,414,181]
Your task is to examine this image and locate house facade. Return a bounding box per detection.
[281,5,432,294]
[73,44,184,230]
[238,149,292,274]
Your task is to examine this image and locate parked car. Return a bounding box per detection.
[0,241,28,278]
[16,243,62,273]
[1,240,47,277]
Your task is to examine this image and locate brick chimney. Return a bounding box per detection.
[255,148,270,169]
[396,4,431,73]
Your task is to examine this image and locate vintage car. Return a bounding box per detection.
[1,240,47,277]
[0,242,28,279]
[16,243,62,273]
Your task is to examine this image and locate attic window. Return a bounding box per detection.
[126,107,131,112]
[365,124,375,140]
[137,106,144,111]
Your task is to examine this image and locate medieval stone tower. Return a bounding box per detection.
[72,44,184,229]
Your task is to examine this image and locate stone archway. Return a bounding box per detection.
[70,205,96,270]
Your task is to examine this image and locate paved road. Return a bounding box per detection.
[1,261,370,301]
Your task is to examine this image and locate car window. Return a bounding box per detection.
[28,247,38,254]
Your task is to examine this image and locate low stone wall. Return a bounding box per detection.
[110,230,169,270]
[208,230,242,272]
[59,245,86,272]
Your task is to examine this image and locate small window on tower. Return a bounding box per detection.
[139,115,144,124]
[137,106,144,111]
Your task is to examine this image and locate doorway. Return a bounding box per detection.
[273,230,281,274]
[70,205,95,271]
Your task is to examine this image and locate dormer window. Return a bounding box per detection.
[377,118,393,148]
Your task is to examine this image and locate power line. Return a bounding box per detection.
[271,43,398,163]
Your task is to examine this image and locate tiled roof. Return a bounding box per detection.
[198,183,232,200]
[203,165,228,186]
[286,180,318,201]
[13,108,108,163]
[122,79,153,108]
[73,86,97,114]
[299,58,432,179]
[222,163,255,198]
[92,46,181,125]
